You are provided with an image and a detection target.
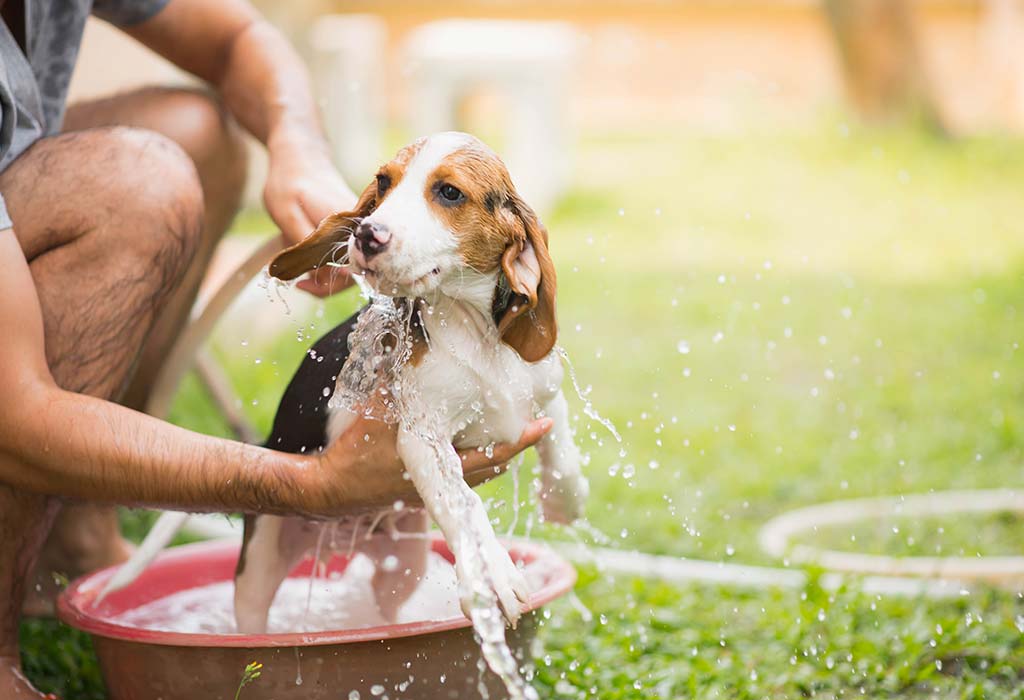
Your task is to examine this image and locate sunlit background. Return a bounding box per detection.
[26,1,1024,698]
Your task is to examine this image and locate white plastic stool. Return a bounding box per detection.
[310,14,388,185]
[403,20,579,214]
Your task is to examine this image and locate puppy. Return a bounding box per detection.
[233,132,587,635]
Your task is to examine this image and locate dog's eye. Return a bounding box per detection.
[376,173,391,196]
[438,183,464,203]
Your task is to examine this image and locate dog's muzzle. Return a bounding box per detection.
[354,221,391,259]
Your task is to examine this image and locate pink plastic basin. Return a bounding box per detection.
[58,536,575,700]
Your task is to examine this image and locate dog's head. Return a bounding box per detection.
[270,132,557,362]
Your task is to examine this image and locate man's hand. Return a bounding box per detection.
[300,416,554,518]
[264,129,358,297]
[125,2,361,298]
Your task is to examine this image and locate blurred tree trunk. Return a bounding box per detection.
[822,0,947,133]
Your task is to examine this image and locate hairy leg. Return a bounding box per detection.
[25,87,249,618]
[63,86,249,409]
[0,125,205,697]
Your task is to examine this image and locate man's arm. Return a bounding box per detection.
[0,234,548,516]
[123,0,357,295]
[0,232,314,514]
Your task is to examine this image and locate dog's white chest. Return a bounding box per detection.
[409,319,561,448]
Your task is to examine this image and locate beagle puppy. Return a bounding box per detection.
[233,132,587,635]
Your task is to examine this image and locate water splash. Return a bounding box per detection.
[258,272,293,317]
[328,295,417,422]
[505,457,523,537]
[300,526,330,632]
[555,345,621,444]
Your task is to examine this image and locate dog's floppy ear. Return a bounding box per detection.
[268,181,377,281]
[497,195,557,362]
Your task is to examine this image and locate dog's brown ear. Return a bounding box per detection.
[268,181,376,281]
[497,196,557,362]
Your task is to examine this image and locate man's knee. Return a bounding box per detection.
[135,87,249,202]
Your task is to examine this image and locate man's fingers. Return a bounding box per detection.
[273,202,316,249]
[459,418,553,475]
[297,267,355,297]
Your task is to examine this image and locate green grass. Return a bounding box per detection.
[21,120,1024,698]
[537,568,1024,700]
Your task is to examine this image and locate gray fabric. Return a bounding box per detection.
[0,0,170,229]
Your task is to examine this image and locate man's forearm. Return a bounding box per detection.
[217,19,327,150]
[0,382,316,515]
[124,1,329,151]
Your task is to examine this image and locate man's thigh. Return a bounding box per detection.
[61,86,249,409]
[1,126,204,395]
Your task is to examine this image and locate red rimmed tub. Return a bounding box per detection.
[57,537,575,700]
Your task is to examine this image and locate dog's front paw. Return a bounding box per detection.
[540,470,589,524]
[456,542,531,627]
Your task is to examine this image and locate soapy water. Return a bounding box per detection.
[114,552,555,635]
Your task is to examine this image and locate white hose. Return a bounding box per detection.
[758,489,1024,583]
[96,511,191,602]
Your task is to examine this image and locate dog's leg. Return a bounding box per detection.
[363,510,429,621]
[536,390,588,524]
[396,426,529,626]
[234,515,320,634]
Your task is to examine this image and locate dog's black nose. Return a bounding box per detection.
[354,221,391,259]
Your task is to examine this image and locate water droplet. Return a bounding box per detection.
[371,685,385,696]
[676,340,690,355]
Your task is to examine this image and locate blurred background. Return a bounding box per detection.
[31,1,1024,697]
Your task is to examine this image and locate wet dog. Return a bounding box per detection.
[233,132,588,634]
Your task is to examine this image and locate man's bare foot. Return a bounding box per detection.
[0,659,58,699]
[22,504,133,617]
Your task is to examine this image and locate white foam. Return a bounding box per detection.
[112,552,551,635]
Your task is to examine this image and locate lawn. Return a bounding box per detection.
[21,120,1024,698]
